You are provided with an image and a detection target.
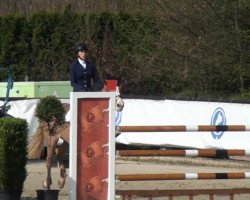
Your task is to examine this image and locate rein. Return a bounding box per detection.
[47,122,58,136]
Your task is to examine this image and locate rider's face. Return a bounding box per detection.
[78,50,87,60]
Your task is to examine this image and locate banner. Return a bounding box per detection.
[115,99,250,149]
[2,98,250,149]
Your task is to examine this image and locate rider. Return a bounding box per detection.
[70,43,124,111]
[70,43,101,92]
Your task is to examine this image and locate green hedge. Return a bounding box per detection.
[0,11,160,91]
[0,3,249,98]
[0,118,28,196]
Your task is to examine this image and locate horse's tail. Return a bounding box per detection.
[28,122,45,159]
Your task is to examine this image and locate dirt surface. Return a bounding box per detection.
[21,157,250,199]
[21,160,68,200]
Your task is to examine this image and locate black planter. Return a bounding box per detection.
[36,190,59,200]
[0,191,10,200]
[0,188,22,200]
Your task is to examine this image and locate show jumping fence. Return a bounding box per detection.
[117,149,250,157]
[116,125,250,132]
[115,125,250,200]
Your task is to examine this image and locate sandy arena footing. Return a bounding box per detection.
[21,157,250,199]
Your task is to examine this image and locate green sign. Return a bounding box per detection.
[0,81,72,98]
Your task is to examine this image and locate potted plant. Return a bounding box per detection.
[34,96,65,200]
[35,96,65,125]
[0,118,28,200]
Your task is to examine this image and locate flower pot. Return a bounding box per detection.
[0,188,22,200]
[36,190,59,200]
[0,191,10,200]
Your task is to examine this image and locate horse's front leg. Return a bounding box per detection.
[55,141,69,188]
[43,135,58,189]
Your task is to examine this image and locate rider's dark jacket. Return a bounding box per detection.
[70,59,99,92]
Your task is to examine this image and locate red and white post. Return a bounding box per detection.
[69,92,116,200]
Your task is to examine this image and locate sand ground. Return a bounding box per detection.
[21,157,250,200]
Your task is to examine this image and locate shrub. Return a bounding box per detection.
[0,117,28,199]
[36,95,65,124]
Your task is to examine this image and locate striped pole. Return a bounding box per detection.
[116,172,250,181]
[117,125,250,132]
[116,188,250,198]
[117,149,250,157]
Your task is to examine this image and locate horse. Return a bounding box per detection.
[28,103,70,189]
[28,83,124,190]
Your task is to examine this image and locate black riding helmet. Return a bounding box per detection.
[75,43,88,53]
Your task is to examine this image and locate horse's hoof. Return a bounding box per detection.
[43,182,48,188]
[43,180,52,188]
[58,168,67,188]
[58,178,66,188]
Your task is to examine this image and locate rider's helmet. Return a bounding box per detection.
[75,43,88,54]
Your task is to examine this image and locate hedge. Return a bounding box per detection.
[0,117,28,197]
[0,5,249,99]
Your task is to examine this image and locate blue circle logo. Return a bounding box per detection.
[210,107,226,139]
